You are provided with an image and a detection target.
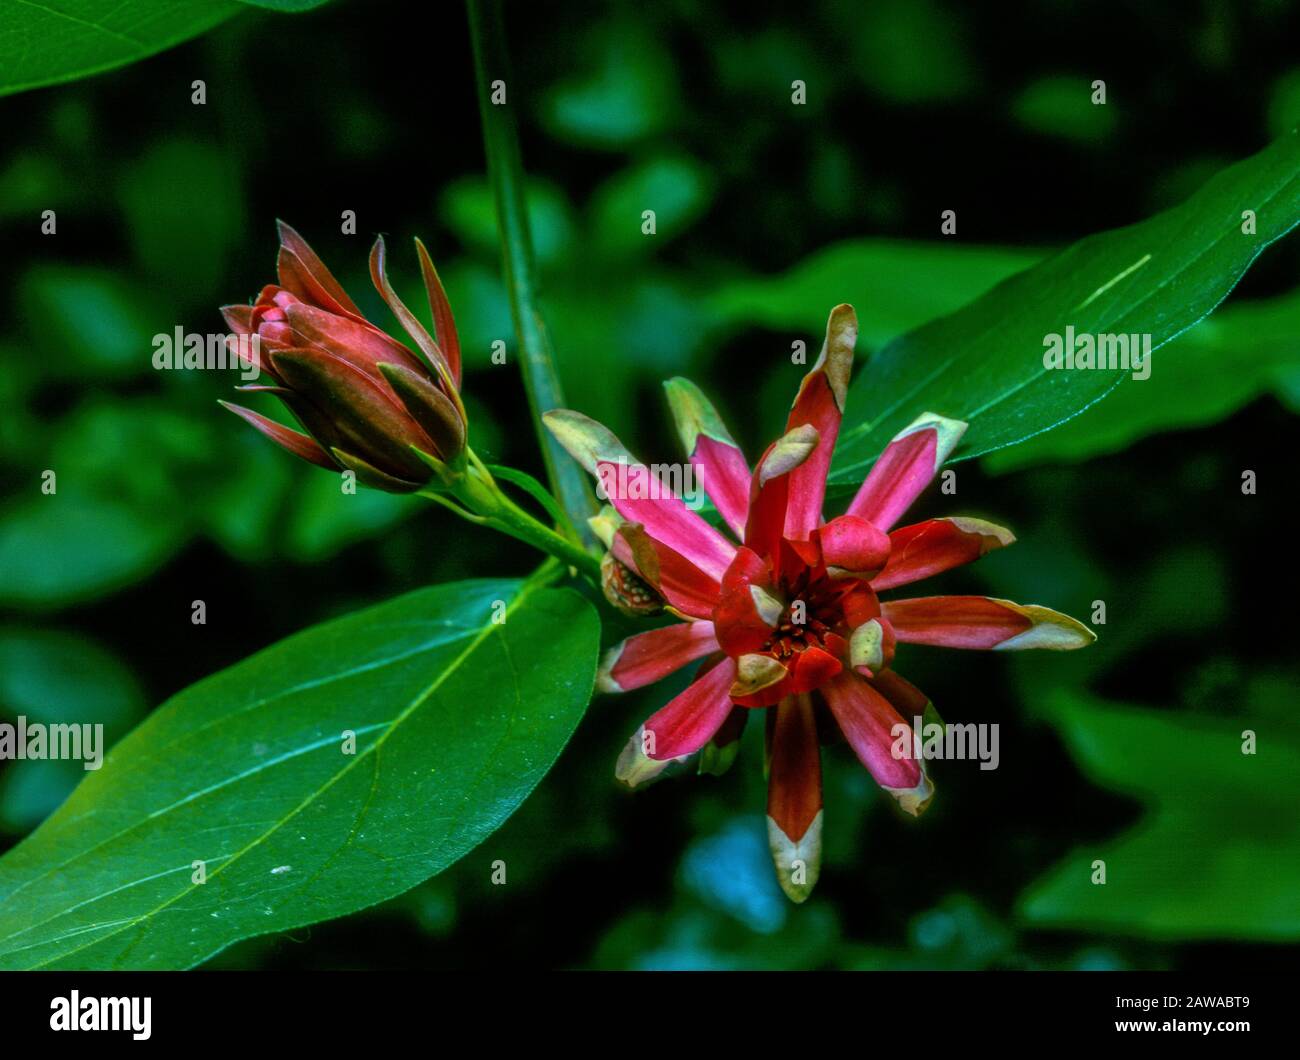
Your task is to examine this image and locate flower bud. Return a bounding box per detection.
[219,222,466,492]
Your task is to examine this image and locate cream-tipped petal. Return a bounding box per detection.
[757,423,820,485]
[849,619,890,673]
[883,766,935,817]
[730,653,788,697]
[663,376,738,452]
[816,304,857,410]
[897,411,967,470]
[615,726,689,789]
[991,602,1097,651]
[587,505,625,549]
[767,810,823,903]
[946,516,1016,547]
[749,584,784,627]
[543,409,636,473]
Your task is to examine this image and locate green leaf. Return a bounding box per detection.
[0,1,239,97]
[830,133,1300,484]
[0,0,332,98]
[708,238,1042,351]
[1017,693,1300,941]
[0,577,599,968]
[0,492,186,610]
[984,288,1300,472]
[487,464,568,527]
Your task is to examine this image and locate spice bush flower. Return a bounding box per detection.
[220,222,466,492]
[546,304,1095,901]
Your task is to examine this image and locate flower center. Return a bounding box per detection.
[762,568,847,659]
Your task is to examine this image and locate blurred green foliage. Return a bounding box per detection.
[1,0,1298,969]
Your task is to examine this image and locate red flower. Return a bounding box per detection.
[219,222,466,492]
[546,305,1094,901]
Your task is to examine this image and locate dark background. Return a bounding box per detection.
[1,0,1298,969]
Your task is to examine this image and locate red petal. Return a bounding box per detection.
[285,301,426,381]
[598,621,720,693]
[872,517,1015,591]
[818,514,890,579]
[276,221,363,316]
[744,424,819,567]
[883,595,1032,649]
[219,401,336,470]
[766,694,823,902]
[782,305,856,539]
[643,655,739,760]
[415,237,462,387]
[369,236,458,390]
[820,671,918,790]
[663,377,751,538]
[712,547,779,656]
[884,596,1096,651]
[610,525,722,619]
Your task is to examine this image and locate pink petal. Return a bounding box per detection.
[846,413,967,531]
[545,410,737,582]
[820,671,919,791]
[643,655,739,760]
[598,621,720,693]
[663,377,751,538]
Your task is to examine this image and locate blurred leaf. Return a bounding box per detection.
[709,239,1042,351]
[1018,692,1300,940]
[538,24,677,148]
[439,176,573,267]
[1013,76,1118,143]
[0,577,599,969]
[0,492,185,610]
[589,156,714,258]
[1267,66,1300,140]
[984,290,1300,472]
[0,1,239,97]
[19,266,160,379]
[831,133,1300,484]
[282,472,418,562]
[846,0,976,104]
[0,628,145,732]
[0,629,147,835]
[119,140,242,300]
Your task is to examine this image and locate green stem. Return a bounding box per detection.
[419,451,601,582]
[466,0,598,546]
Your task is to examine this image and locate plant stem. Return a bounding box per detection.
[466,0,598,547]
[419,452,601,582]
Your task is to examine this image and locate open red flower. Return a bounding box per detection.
[219,222,466,492]
[546,304,1094,902]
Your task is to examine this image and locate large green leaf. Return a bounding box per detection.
[830,132,1300,484]
[983,288,1300,472]
[0,0,330,97]
[0,577,599,969]
[1016,692,1300,941]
